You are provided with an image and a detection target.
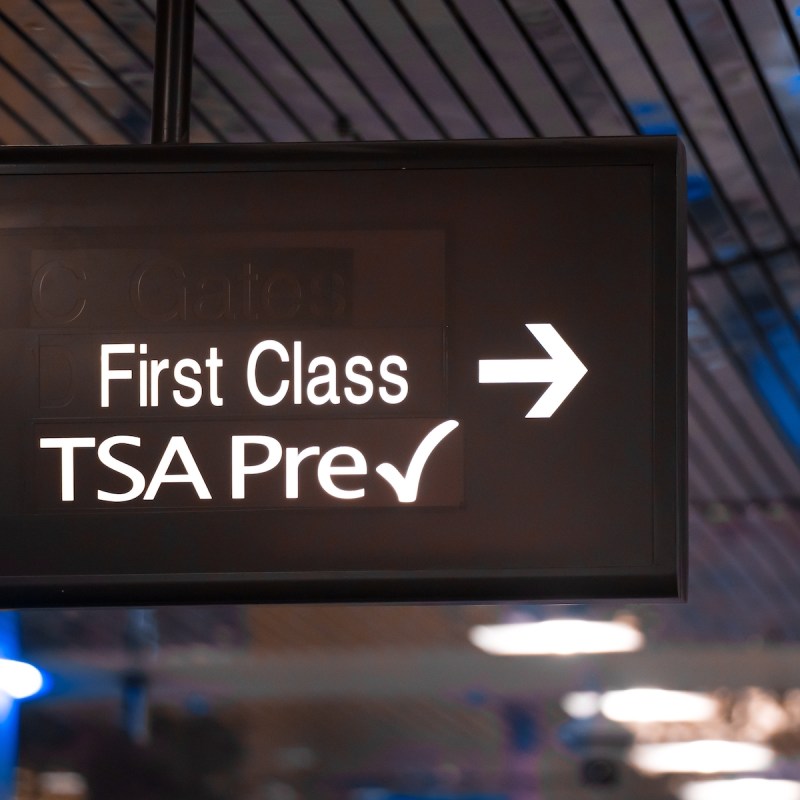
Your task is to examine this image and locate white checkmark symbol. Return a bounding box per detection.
[375,419,460,503]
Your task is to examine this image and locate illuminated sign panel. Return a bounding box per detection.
[0,139,686,605]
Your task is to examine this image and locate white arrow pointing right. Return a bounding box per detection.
[478,323,588,418]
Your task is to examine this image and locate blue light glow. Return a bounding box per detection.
[751,352,800,451]
[639,121,680,135]
[687,173,712,203]
[0,659,44,700]
[628,100,681,136]
[784,74,800,95]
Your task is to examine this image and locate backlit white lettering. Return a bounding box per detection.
[293,341,302,405]
[247,340,290,406]
[379,355,409,404]
[306,356,340,405]
[148,357,169,407]
[317,446,367,500]
[285,445,321,499]
[206,347,224,407]
[42,334,452,507]
[143,436,211,500]
[101,343,225,409]
[231,435,282,499]
[243,341,410,408]
[138,343,148,407]
[101,343,135,407]
[39,437,96,501]
[376,420,459,502]
[39,421,458,505]
[97,436,145,502]
[343,356,373,404]
[172,358,202,407]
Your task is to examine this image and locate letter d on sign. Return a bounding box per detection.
[39,346,75,409]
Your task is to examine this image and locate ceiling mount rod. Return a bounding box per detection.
[151,0,195,144]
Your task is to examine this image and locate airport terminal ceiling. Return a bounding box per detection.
[1,0,800,798]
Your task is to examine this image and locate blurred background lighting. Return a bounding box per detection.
[561,688,718,722]
[469,619,644,655]
[561,691,603,718]
[629,740,775,775]
[39,772,89,797]
[0,658,43,700]
[679,778,800,800]
[600,688,719,723]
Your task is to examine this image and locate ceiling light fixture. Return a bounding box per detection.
[600,688,718,723]
[468,618,644,656]
[561,691,603,719]
[561,688,718,723]
[679,778,800,800]
[629,740,774,775]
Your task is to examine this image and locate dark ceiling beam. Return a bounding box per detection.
[134,0,273,142]
[81,0,225,141]
[151,0,195,144]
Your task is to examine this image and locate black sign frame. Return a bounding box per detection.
[0,138,686,607]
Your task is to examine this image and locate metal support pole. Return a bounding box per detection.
[151,0,195,144]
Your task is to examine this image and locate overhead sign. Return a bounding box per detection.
[0,138,686,606]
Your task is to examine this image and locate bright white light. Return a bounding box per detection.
[0,658,43,699]
[629,740,775,775]
[468,619,644,656]
[561,691,602,719]
[679,778,800,800]
[601,688,719,723]
[561,688,718,722]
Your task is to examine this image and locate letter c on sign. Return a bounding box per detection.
[247,340,290,406]
[32,262,87,324]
